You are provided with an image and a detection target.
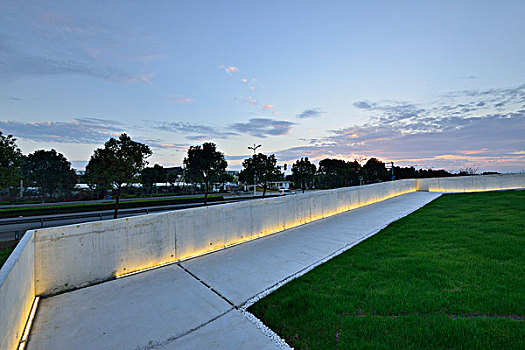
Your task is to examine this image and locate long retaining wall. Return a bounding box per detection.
[416,173,525,192]
[0,232,35,350]
[1,174,524,350]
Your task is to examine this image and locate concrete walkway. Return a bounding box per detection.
[27,192,441,350]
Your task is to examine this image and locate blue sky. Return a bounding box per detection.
[1,0,524,172]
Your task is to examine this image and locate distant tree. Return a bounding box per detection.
[0,132,23,195]
[292,157,316,193]
[317,158,352,188]
[458,166,478,176]
[85,133,152,218]
[183,142,227,204]
[361,158,389,183]
[22,149,77,202]
[239,153,282,196]
[417,168,454,178]
[347,160,361,185]
[140,164,167,195]
[392,166,418,180]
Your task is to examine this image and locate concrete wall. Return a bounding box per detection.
[0,231,35,350]
[1,174,524,349]
[416,173,525,192]
[33,178,419,296]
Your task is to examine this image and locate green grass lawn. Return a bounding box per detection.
[249,191,525,349]
[0,248,14,268]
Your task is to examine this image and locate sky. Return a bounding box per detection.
[1,0,524,173]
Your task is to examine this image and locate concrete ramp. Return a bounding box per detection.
[27,192,441,349]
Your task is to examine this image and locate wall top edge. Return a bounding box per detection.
[21,174,525,238]
[0,230,34,287]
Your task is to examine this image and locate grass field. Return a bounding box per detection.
[249,191,525,349]
[0,248,14,268]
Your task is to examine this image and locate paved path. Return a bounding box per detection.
[27,192,441,349]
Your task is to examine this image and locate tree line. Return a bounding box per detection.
[1,131,480,216]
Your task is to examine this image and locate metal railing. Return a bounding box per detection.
[1,197,256,241]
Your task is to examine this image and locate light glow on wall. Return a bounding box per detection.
[18,296,39,350]
[427,187,521,193]
[113,188,414,280]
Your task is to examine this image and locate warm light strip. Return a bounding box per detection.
[120,186,519,276]
[115,261,176,279]
[113,189,414,279]
[18,296,40,350]
[428,187,521,193]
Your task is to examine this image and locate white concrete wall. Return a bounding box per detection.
[30,175,525,296]
[33,179,419,296]
[0,231,35,350]
[1,174,524,349]
[34,213,176,296]
[416,173,525,192]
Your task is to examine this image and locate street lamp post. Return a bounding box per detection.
[248,144,262,196]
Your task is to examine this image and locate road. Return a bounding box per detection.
[0,192,255,209]
[0,197,257,242]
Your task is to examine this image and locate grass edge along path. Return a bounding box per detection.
[249,191,525,349]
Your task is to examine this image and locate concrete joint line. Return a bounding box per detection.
[133,307,235,350]
[178,263,236,308]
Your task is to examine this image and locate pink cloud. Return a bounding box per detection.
[125,73,155,84]
[219,65,239,75]
[170,95,195,103]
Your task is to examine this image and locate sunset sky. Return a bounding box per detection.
[1,0,524,172]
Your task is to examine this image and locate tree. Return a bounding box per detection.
[0,132,23,196]
[291,157,316,193]
[85,133,152,218]
[216,172,235,190]
[239,153,282,196]
[361,158,389,183]
[22,149,77,202]
[458,166,478,176]
[317,158,348,188]
[347,160,361,185]
[140,164,167,195]
[183,142,227,204]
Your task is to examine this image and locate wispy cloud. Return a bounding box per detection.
[124,73,156,84]
[0,6,156,83]
[297,108,324,119]
[277,85,525,171]
[141,139,188,150]
[0,118,124,144]
[353,101,376,109]
[262,104,273,110]
[155,121,238,140]
[219,65,239,75]
[230,118,296,138]
[169,95,195,103]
